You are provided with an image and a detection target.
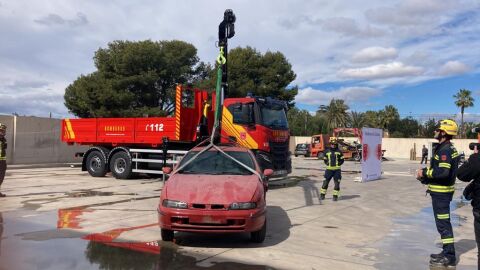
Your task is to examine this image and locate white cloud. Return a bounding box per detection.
[338,62,424,80]
[295,86,382,106]
[321,17,385,38]
[438,61,470,76]
[351,46,398,63]
[0,0,479,116]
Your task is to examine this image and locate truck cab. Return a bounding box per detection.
[221,96,291,177]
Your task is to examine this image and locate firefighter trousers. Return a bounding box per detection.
[431,192,455,261]
[321,169,341,196]
[0,160,6,186]
[473,207,480,269]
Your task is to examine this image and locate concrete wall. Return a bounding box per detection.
[290,136,477,159]
[0,115,87,164]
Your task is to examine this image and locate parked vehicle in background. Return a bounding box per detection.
[158,145,270,243]
[310,134,330,159]
[294,143,311,157]
[61,85,290,179]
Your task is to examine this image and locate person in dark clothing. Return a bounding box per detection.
[320,137,344,201]
[417,119,459,268]
[457,145,480,270]
[421,144,428,164]
[0,123,6,197]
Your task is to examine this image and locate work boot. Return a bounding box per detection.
[430,251,444,259]
[332,195,338,201]
[0,192,6,197]
[320,194,325,200]
[429,256,456,268]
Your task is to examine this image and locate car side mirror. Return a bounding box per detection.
[263,169,273,177]
[162,167,172,174]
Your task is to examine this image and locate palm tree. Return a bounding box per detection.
[380,105,400,130]
[318,99,350,130]
[454,89,474,138]
[349,111,365,128]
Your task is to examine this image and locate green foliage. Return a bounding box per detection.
[363,110,381,128]
[200,46,298,108]
[348,111,365,128]
[65,40,206,117]
[317,99,349,130]
[419,118,437,138]
[388,117,420,138]
[453,88,475,137]
[287,107,328,136]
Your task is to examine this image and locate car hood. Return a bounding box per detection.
[165,174,260,204]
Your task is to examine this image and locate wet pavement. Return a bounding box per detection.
[0,159,478,269]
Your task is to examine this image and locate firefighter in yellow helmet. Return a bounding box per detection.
[417,119,459,267]
[320,137,344,201]
[0,123,6,197]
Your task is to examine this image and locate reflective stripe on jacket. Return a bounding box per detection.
[422,141,458,193]
[323,148,344,170]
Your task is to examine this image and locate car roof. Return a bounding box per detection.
[190,145,251,153]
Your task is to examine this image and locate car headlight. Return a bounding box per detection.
[229,202,256,210]
[162,199,188,209]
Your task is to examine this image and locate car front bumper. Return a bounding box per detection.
[158,206,266,233]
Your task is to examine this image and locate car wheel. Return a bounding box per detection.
[110,151,133,179]
[294,154,298,157]
[353,152,362,162]
[86,150,107,177]
[251,219,267,243]
[161,229,174,242]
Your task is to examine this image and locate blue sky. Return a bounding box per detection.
[0,0,479,120]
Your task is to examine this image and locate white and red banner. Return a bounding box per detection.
[361,128,383,182]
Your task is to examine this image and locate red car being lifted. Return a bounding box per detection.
[158,145,271,243]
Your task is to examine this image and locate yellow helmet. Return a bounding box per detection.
[329,137,338,144]
[438,119,458,136]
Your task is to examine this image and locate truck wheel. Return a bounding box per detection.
[161,229,174,242]
[110,151,133,179]
[317,152,324,159]
[86,150,107,177]
[251,219,267,243]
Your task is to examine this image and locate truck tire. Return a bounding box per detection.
[86,150,107,177]
[317,152,324,159]
[250,219,267,243]
[110,151,133,179]
[161,229,174,242]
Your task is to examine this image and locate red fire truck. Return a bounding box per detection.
[62,85,291,179]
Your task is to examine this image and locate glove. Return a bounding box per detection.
[463,181,475,201]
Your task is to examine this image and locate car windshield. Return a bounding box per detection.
[260,105,288,129]
[178,150,255,175]
[296,144,307,149]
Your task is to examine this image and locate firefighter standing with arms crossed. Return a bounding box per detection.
[0,123,7,197]
[320,137,344,201]
[417,119,459,268]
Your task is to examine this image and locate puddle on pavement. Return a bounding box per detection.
[268,175,314,189]
[0,211,276,270]
[65,190,137,197]
[373,198,475,270]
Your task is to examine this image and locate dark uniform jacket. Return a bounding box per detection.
[323,147,344,170]
[457,153,480,209]
[0,138,6,161]
[421,141,459,193]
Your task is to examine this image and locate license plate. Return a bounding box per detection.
[273,170,287,176]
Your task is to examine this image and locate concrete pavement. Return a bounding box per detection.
[0,157,477,269]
